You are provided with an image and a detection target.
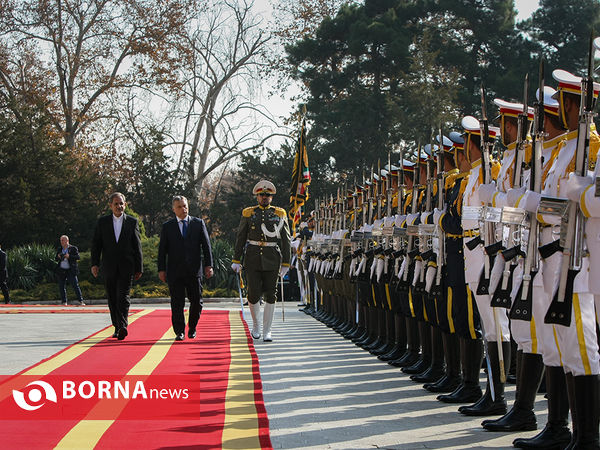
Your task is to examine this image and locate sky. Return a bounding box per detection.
[256,0,541,126]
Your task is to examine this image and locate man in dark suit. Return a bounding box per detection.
[0,245,10,304]
[55,235,85,306]
[158,195,213,341]
[91,192,143,340]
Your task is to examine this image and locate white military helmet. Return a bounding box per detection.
[252,179,276,195]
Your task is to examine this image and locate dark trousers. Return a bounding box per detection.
[105,271,133,330]
[168,276,203,334]
[246,269,279,304]
[57,269,83,302]
[0,280,9,303]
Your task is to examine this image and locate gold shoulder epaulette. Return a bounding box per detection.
[242,206,256,217]
[445,168,460,190]
[524,141,533,165]
[491,160,501,180]
[273,207,287,218]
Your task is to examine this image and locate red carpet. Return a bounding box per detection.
[0,309,272,449]
[0,308,143,314]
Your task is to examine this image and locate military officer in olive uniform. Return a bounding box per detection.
[231,180,292,342]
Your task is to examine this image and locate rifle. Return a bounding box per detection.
[386,152,393,218]
[433,127,446,291]
[402,142,422,282]
[511,59,545,321]
[398,145,406,215]
[545,35,597,326]
[479,84,507,385]
[476,84,496,296]
[491,75,530,308]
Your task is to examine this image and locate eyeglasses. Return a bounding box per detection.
[259,193,272,197]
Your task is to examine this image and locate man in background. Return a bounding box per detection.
[55,235,85,306]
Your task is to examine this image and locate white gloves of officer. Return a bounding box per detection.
[565,173,593,203]
[433,207,445,226]
[520,191,542,214]
[478,182,497,204]
[506,186,527,207]
[280,265,289,278]
[231,262,242,273]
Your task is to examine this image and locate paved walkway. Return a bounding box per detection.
[0,301,547,449]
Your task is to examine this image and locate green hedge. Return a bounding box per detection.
[5,237,237,300]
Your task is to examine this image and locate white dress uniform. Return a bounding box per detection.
[520,70,600,377]
[512,132,566,360]
[568,140,600,320]
[460,116,510,342]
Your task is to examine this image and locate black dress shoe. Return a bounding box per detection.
[117,328,128,340]
[175,333,185,341]
[188,329,196,339]
[112,332,118,338]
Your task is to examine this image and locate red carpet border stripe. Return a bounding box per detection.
[0,308,272,449]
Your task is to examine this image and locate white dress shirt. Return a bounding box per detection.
[113,214,124,242]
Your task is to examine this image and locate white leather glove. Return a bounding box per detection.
[375,257,385,282]
[407,213,420,225]
[565,173,593,203]
[433,207,445,226]
[425,263,436,293]
[421,211,432,224]
[395,214,406,227]
[231,262,242,273]
[412,260,423,285]
[398,257,407,279]
[349,258,357,277]
[478,182,497,204]
[369,257,378,279]
[506,186,527,207]
[489,253,506,295]
[521,191,542,213]
[280,266,289,278]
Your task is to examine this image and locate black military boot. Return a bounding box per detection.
[513,366,571,449]
[483,352,543,431]
[437,337,483,403]
[570,374,599,449]
[459,340,509,416]
[379,313,407,361]
[403,321,431,375]
[425,331,461,393]
[389,316,420,368]
[411,325,445,383]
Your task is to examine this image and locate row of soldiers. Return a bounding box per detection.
[295,49,600,449]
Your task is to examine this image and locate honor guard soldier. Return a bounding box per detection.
[457,115,511,417]
[510,87,574,448]
[231,180,291,342]
[477,97,541,432]
[517,68,600,449]
[436,131,484,405]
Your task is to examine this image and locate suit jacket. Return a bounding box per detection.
[91,214,143,278]
[55,245,81,275]
[157,216,213,280]
[0,249,7,282]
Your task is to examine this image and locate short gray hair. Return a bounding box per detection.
[172,195,188,205]
[60,235,69,241]
[109,192,125,203]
